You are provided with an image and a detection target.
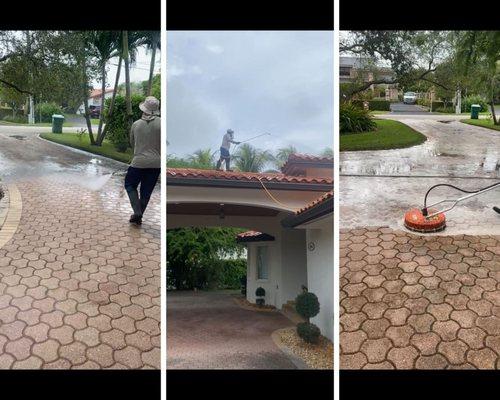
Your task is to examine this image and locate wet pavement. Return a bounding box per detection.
[341,118,500,235]
[0,126,160,369]
[340,116,500,370]
[167,291,297,369]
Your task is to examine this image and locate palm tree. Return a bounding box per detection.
[275,145,297,169]
[188,149,216,169]
[85,31,121,146]
[233,144,274,173]
[142,31,161,96]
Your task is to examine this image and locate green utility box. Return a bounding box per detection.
[52,114,65,133]
[471,104,481,119]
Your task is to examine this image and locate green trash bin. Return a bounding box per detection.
[471,104,481,120]
[52,114,65,133]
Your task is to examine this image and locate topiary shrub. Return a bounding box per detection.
[340,102,376,134]
[255,287,265,306]
[295,291,320,321]
[297,322,321,344]
[35,102,62,123]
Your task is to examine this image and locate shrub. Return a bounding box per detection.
[340,102,376,134]
[431,101,444,110]
[435,106,455,113]
[3,115,28,124]
[295,291,320,320]
[351,99,366,109]
[35,102,62,123]
[297,322,321,344]
[368,99,390,111]
[462,95,489,113]
[104,94,145,151]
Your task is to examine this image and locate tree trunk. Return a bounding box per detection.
[82,62,95,145]
[147,37,158,96]
[98,55,122,144]
[123,31,133,130]
[491,78,498,125]
[95,62,107,146]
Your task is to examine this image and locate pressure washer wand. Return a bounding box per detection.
[238,132,271,144]
[422,181,500,219]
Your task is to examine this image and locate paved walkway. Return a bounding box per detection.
[167,291,297,369]
[0,127,160,369]
[340,227,500,369]
[340,117,500,369]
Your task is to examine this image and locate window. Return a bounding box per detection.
[339,66,351,77]
[256,246,268,280]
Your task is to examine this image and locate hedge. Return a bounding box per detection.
[368,99,390,111]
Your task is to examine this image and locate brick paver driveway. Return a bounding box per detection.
[167,291,296,369]
[0,127,160,369]
[340,117,500,369]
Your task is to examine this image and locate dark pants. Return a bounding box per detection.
[216,146,231,170]
[124,166,160,217]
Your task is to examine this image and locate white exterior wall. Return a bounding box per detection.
[305,220,333,341]
[280,229,307,306]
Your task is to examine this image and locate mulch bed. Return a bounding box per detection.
[232,295,277,312]
[278,327,333,369]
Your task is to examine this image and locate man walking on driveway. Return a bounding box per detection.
[216,129,240,171]
[125,96,161,226]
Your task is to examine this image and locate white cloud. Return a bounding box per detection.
[206,44,224,54]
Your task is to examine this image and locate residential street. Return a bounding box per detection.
[0,126,160,369]
[167,291,297,369]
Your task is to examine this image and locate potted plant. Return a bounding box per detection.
[255,287,265,306]
[295,291,321,344]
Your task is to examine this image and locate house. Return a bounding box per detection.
[166,153,334,340]
[77,88,114,115]
[340,56,398,101]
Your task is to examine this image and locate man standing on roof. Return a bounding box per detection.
[216,129,240,171]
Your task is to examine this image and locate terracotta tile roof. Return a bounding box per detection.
[167,168,333,185]
[286,153,333,163]
[236,231,275,242]
[281,153,333,176]
[89,88,113,98]
[296,190,333,215]
[237,230,263,238]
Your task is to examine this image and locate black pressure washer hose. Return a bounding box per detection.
[422,181,500,216]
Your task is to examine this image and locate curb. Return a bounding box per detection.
[0,184,22,249]
[37,133,130,168]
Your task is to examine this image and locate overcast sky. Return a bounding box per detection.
[167,31,333,158]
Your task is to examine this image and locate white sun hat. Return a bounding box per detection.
[139,96,160,115]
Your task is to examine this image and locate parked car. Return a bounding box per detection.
[403,92,417,104]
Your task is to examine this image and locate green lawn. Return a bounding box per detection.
[369,110,390,115]
[340,119,427,151]
[40,132,132,164]
[461,118,500,132]
[0,120,75,127]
